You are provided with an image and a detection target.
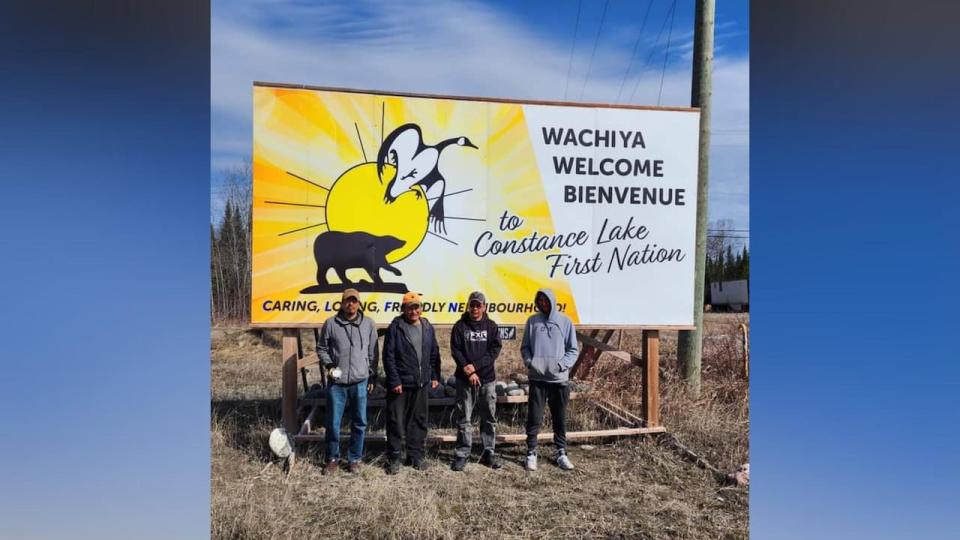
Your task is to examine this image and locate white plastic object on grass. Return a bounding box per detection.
[269,428,293,459]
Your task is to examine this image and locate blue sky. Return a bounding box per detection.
[3,2,958,538]
[211,0,749,236]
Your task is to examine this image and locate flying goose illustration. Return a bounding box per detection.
[376,123,478,235]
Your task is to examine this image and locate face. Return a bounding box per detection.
[468,300,485,321]
[342,297,359,317]
[536,294,551,314]
[402,303,421,323]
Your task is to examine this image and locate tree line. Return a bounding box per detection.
[211,162,252,323]
[704,218,750,305]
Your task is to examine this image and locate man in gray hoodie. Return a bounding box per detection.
[520,288,579,471]
[317,288,379,475]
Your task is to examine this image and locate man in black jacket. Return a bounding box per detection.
[382,291,441,474]
[450,291,503,471]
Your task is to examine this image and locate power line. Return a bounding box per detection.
[562,0,583,101]
[627,1,676,103]
[616,0,654,103]
[579,0,610,101]
[656,0,679,106]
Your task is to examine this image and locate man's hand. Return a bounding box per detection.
[468,373,480,386]
[431,379,440,389]
[391,385,403,394]
[463,364,476,376]
[367,383,375,394]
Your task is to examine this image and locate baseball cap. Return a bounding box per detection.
[401,291,422,307]
[468,291,486,305]
[341,288,360,301]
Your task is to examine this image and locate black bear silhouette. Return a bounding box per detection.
[312,230,405,286]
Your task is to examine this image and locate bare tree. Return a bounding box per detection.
[211,160,252,323]
[707,218,735,262]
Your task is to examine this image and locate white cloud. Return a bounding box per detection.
[212,0,748,232]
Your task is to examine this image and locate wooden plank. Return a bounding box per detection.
[298,403,321,436]
[606,350,632,362]
[300,392,583,408]
[251,322,696,331]
[293,426,666,444]
[592,400,639,428]
[642,330,660,427]
[581,329,614,379]
[281,329,299,434]
[253,81,699,113]
[577,332,645,368]
[570,329,602,379]
[297,352,321,370]
[314,328,327,387]
[595,398,647,427]
[570,330,597,379]
[296,332,309,392]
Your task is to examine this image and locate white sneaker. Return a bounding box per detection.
[556,453,574,471]
[525,453,538,471]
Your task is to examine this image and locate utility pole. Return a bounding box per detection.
[677,0,714,397]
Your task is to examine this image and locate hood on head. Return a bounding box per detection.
[535,288,559,322]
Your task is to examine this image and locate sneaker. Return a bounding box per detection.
[556,452,575,471]
[348,461,361,474]
[451,456,468,472]
[525,453,538,471]
[323,459,339,475]
[386,458,401,475]
[480,451,502,470]
[412,458,430,471]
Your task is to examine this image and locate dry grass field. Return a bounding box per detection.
[211,313,749,539]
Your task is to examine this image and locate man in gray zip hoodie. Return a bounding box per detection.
[521,288,579,471]
[317,288,379,474]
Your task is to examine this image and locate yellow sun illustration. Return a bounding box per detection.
[324,162,428,262]
[251,85,581,325]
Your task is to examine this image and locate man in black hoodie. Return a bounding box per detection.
[450,291,503,471]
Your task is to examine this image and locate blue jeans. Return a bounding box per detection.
[325,379,368,462]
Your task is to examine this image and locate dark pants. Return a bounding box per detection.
[454,380,497,458]
[385,385,429,461]
[526,380,570,453]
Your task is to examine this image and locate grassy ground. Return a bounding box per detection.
[211,313,749,539]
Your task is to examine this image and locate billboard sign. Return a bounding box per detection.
[251,83,699,327]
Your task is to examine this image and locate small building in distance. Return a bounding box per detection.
[708,279,749,312]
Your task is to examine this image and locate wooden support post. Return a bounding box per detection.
[281,328,299,434]
[642,329,660,427]
[314,328,327,387]
[294,426,666,444]
[296,331,309,392]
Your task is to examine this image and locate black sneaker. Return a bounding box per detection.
[451,456,468,472]
[480,451,503,470]
[386,458,401,475]
[412,458,430,471]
